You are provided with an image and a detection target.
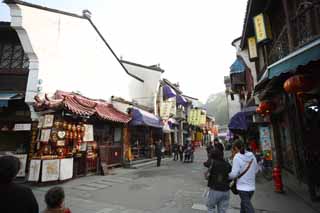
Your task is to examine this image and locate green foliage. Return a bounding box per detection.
[205,92,228,126]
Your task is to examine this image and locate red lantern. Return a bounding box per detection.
[283,75,314,93]
[258,101,274,114]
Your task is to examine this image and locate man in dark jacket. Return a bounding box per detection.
[0,155,39,213]
[206,149,231,213]
[214,138,224,154]
[155,140,163,167]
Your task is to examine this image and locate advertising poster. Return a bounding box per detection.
[42,159,60,182]
[28,160,41,182]
[83,124,94,141]
[259,126,272,151]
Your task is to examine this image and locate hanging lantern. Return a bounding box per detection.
[283,75,314,93]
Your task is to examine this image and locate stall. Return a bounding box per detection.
[29,91,131,183]
[129,108,163,160]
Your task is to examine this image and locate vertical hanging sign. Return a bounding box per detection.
[247,36,258,60]
[253,13,272,43]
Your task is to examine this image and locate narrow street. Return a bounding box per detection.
[30,148,318,213]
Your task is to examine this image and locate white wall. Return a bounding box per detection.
[124,63,162,109]
[8,4,137,103]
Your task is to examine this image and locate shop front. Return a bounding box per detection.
[128,108,163,161]
[28,91,131,183]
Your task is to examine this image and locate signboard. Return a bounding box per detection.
[42,159,60,182]
[28,159,41,181]
[59,158,73,180]
[160,101,172,119]
[248,36,258,60]
[253,13,272,43]
[259,126,272,151]
[170,98,177,116]
[40,129,51,142]
[13,154,27,177]
[83,124,94,141]
[14,123,31,131]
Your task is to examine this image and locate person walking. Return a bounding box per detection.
[206,141,214,158]
[178,144,184,161]
[173,143,179,161]
[0,155,39,213]
[229,140,258,213]
[206,149,232,213]
[214,138,224,154]
[155,140,163,167]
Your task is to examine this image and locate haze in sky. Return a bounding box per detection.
[0,0,247,102]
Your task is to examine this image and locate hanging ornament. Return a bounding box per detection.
[283,75,315,93]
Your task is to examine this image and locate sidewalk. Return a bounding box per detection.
[229,176,320,213]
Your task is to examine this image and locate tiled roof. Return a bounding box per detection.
[34,91,131,123]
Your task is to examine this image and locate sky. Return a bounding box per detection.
[0,0,247,102]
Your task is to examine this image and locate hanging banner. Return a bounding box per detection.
[59,158,73,180]
[28,159,41,182]
[160,101,172,119]
[42,159,60,182]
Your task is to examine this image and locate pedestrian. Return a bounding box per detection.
[206,149,232,213]
[206,141,214,158]
[0,155,39,213]
[155,139,163,167]
[178,144,184,161]
[229,140,259,213]
[214,138,224,154]
[172,143,179,161]
[44,186,71,213]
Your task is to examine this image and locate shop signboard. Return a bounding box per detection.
[160,101,172,119]
[28,159,41,181]
[253,13,272,43]
[41,159,60,182]
[13,123,31,131]
[43,114,54,128]
[259,126,272,151]
[248,36,258,60]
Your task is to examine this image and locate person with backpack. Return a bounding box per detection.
[206,149,232,213]
[229,140,259,213]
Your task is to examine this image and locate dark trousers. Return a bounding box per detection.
[179,152,183,161]
[174,152,179,160]
[157,156,161,167]
[239,191,255,213]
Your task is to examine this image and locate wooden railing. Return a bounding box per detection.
[268,2,320,65]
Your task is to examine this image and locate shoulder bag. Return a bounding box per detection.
[230,159,253,195]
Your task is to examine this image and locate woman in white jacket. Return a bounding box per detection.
[229,140,259,213]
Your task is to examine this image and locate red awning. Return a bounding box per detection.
[34,91,131,123]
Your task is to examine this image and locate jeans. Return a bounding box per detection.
[206,189,230,213]
[238,191,255,213]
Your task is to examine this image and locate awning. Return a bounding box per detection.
[268,38,320,79]
[176,94,188,106]
[130,108,163,128]
[228,112,249,131]
[230,58,245,74]
[0,92,24,100]
[0,92,24,107]
[163,85,176,99]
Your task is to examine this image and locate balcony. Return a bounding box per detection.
[268,2,320,65]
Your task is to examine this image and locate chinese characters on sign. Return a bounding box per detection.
[253,13,272,43]
[248,36,258,60]
[160,101,172,119]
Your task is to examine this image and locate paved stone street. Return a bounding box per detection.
[30,148,319,213]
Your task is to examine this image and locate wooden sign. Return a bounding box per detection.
[14,123,31,131]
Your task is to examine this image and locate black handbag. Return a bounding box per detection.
[230,160,253,195]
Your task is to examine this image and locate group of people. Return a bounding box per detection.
[172,143,195,163]
[0,155,71,213]
[204,139,259,213]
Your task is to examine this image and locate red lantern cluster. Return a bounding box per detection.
[256,101,274,116]
[283,75,314,93]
